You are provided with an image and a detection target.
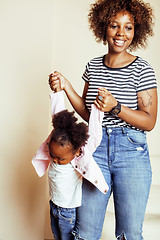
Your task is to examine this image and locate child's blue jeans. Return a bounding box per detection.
[49,200,76,240]
[72,127,152,240]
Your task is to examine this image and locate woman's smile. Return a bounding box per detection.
[113,39,126,47]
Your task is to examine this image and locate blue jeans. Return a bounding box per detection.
[72,127,152,240]
[49,200,76,240]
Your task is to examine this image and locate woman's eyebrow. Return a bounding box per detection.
[110,20,134,24]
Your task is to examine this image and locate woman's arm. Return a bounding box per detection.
[94,87,158,131]
[119,88,157,131]
[49,72,90,122]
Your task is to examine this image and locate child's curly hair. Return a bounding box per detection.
[49,110,89,153]
[88,0,154,51]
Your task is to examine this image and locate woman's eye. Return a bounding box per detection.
[110,25,117,29]
[126,26,132,31]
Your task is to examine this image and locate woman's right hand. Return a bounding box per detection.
[49,71,67,92]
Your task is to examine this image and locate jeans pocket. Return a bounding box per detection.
[49,200,58,218]
[126,131,146,146]
[119,130,148,153]
[59,208,76,223]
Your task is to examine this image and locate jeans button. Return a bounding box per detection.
[108,129,112,133]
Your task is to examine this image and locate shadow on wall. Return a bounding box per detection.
[1,117,47,239]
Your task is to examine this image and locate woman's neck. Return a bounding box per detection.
[104,51,136,68]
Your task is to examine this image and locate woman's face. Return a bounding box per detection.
[106,11,134,53]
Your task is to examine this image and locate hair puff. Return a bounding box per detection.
[50,110,89,153]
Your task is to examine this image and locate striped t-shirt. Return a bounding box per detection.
[82,55,157,129]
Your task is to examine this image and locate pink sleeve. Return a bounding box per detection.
[32,91,66,177]
[50,91,65,116]
[87,104,104,153]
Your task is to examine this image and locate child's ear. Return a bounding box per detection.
[75,148,82,157]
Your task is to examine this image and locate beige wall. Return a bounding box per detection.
[0,1,159,240]
[0,1,54,239]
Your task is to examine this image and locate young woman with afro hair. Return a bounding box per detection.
[49,0,158,239]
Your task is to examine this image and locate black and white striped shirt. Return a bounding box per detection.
[82,55,157,128]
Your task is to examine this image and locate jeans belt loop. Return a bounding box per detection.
[122,127,126,134]
[105,126,108,135]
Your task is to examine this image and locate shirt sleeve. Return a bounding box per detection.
[137,64,157,92]
[82,62,90,82]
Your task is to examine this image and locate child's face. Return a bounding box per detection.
[49,141,79,165]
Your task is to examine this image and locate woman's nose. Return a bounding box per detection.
[116,28,124,36]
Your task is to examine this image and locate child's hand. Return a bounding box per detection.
[49,71,66,92]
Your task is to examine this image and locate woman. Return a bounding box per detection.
[49,0,158,239]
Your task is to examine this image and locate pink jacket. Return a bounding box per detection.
[32,91,108,194]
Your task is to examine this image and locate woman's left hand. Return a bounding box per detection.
[94,87,117,112]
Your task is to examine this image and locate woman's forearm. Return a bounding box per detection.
[95,87,158,131]
[49,71,90,122]
[118,88,158,131]
[118,105,157,131]
[64,80,90,122]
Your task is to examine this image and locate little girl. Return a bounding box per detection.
[32,91,108,240]
[48,109,88,240]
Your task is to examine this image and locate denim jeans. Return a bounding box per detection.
[72,127,152,240]
[49,200,76,240]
